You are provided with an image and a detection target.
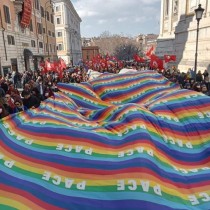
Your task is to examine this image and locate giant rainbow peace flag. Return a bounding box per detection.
[0,71,210,210]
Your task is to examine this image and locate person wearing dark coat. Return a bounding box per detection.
[22,91,40,109]
[0,98,9,119]
[203,69,209,80]
[0,87,5,97]
[196,70,203,83]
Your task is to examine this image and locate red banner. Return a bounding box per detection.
[20,0,32,28]
[164,55,176,63]
[150,54,164,70]
[133,54,145,63]
[146,46,154,58]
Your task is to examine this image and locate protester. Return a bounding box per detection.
[0,97,9,119]
[203,69,209,80]
[0,86,5,98]
[43,85,54,99]
[23,91,40,109]
[14,99,28,113]
[4,94,15,110]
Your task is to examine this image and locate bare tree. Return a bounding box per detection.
[90,31,139,56]
[114,43,139,61]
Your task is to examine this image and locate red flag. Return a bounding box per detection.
[59,58,67,70]
[118,61,124,68]
[133,54,145,63]
[45,60,53,71]
[164,55,176,63]
[111,56,118,61]
[39,61,45,68]
[150,54,164,69]
[146,46,154,58]
[105,53,111,61]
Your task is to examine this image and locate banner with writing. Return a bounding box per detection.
[20,0,32,28]
[0,71,210,210]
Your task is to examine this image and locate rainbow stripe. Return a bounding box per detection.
[0,71,210,210]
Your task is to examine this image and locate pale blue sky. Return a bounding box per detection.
[71,0,161,38]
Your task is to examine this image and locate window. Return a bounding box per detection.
[48,30,51,36]
[165,0,169,16]
[46,44,49,52]
[46,11,49,21]
[55,6,60,12]
[43,28,45,34]
[31,40,36,47]
[56,17,61,24]
[50,44,52,52]
[34,0,40,10]
[41,6,44,17]
[7,35,15,45]
[3,5,11,24]
[52,32,55,37]
[57,31,62,37]
[57,44,63,51]
[37,23,42,34]
[29,20,33,31]
[51,14,54,24]
[39,42,43,48]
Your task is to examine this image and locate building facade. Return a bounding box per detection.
[82,46,100,62]
[156,0,210,72]
[0,0,57,76]
[54,0,82,66]
[136,34,158,55]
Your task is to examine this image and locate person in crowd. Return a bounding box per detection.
[23,91,40,109]
[4,94,15,110]
[31,87,42,103]
[196,70,203,83]
[35,76,46,101]
[192,82,202,92]
[43,85,54,99]
[0,79,8,93]
[203,75,210,91]
[0,86,5,98]
[0,98,9,119]
[201,85,209,96]
[184,80,191,89]
[14,99,28,113]
[28,79,38,89]
[203,69,209,80]
[21,83,32,98]
[51,82,59,92]
[6,83,20,96]
[10,89,22,101]
[186,69,192,80]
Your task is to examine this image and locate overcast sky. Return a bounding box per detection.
[71,0,161,38]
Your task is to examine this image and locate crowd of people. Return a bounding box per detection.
[160,67,210,95]
[0,63,209,119]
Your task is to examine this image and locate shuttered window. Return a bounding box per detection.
[3,5,11,24]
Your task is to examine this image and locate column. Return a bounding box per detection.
[168,0,173,34]
[159,0,164,37]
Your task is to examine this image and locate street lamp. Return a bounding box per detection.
[194,4,204,81]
